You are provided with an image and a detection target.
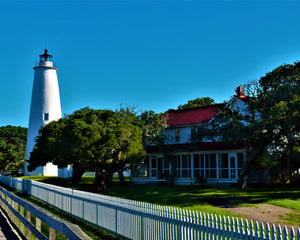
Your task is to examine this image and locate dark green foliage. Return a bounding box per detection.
[138,110,167,145]
[194,62,300,187]
[28,108,146,187]
[177,97,215,110]
[139,111,180,186]
[0,125,27,171]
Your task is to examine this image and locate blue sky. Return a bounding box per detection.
[1,1,300,127]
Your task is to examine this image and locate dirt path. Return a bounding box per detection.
[222,203,300,232]
[185,195,300,232]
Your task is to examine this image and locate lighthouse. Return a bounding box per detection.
[24,49,62,176]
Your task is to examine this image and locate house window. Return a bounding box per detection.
[176,154,191,178]
[150,156,157,177]
[175,129,180,142]
[182,155,191,177]
[43,113,49,121]
[140,158,149,177]
[176,155,181,177]
[163,158,170,175]
[219,153,229,178]
[205,154,217,178]
[193,154,205,178]
[230,156,236,178]
[191,126,200,140]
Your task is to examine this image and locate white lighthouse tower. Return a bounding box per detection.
[24,49,62,176]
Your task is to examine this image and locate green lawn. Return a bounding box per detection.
[15,175,300,231]
[21,176,300,215]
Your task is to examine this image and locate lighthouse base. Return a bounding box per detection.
[24,162,58,176]
[24,161,73,178]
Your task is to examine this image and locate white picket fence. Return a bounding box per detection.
[0,175,299,240]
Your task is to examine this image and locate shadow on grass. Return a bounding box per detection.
[21,176,300,214]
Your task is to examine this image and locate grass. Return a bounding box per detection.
[280,213,300,226]
[267,199,300,212]
[19,176,300,226]
[21,176,300,212]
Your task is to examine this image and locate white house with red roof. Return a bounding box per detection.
[132,87,268,186]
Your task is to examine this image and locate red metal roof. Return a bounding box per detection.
[166,103,225,127]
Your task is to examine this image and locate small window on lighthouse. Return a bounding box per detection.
[44,113,49,121]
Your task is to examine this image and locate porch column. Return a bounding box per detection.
[149,156,152,177]
[191,154,194,179]
[216,153,219,179]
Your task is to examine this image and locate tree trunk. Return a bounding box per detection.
[95,170,106,192]
[168,157,176,187]
[71,165,85,186]
[105,171,114,186]
[118,169,125,186]
[236,148,260,188]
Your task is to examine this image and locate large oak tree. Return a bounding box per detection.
[194,63,300,187]
[28,108,146,188]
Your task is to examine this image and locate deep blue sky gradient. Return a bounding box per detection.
[1,1,300,127]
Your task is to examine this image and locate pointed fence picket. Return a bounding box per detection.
[0,175,299,240]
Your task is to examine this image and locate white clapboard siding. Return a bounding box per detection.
[0,175,299,240]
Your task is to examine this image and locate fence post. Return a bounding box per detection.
[277,225,282,240]
[249,220,254,240]
[283,226,288,240]
[19,205,26,235]
[49,227,56,240]
[115,207,118,237]
[11,199,15,224]
[261,222,265,240]
[266,223,270,240]
[26,209,31,240]
[7,196,12,220]
[271,224,276,240]
[13,201,19,226]
[235,217,239,240]
[36,217,41,232]
[140,204,144,240]
[255,221,259,240]
[226,216,231,240]
[290,227,295,240]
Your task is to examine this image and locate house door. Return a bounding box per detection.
[229,153,238,179]
[158,157,163,178]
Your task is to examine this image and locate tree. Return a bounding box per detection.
[177,97,215,110]
[256,63,300,183]
[138,110,183,186]
[139,110,167,145]
[28,108,146,189]
[0,126,27,173]
[193,63,300,187]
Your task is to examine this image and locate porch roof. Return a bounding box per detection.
[146,142,247,154]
